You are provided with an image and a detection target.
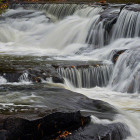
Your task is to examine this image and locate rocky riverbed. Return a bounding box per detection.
[0,2,140,140]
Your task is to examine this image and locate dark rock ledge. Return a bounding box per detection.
[0,85,130,140]
[0,55,107,84]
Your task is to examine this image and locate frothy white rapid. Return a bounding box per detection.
[0,5,140,140]
[63,82,140,140]
[1,7,140,57]
[0,6,106,55]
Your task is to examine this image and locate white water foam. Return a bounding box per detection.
[63,81,140,140]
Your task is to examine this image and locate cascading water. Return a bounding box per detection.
[57,65,113,88]
[0,3,140,140]
[109,49,140,93]
[20,3,88,20]
[111,9,140,40]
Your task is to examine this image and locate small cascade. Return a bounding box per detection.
[74,5,103,18]
[18,72,30,82]
[111,8,140,41]
[80,5,140,47]
[21,3,87,20]
[109,49,140,93]
[85,15,105,48]
[57,65,113,88]
[0,76,7,84]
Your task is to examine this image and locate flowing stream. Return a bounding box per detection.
[0,3,140,140]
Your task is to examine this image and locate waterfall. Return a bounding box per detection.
[74,6,103,17]
[10,4,115,48]
[11,3,140,48]
[21,3,114,48]
[19,72,30,82]
[0,4,140,140]
[111,9,140,41]
[109,49,140,93]
[1,4,140,139]
[57,65,113,88]
[3,3,140,93]
[20,3,88,20]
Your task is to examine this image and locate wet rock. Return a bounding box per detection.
[0,130,9,140]
[0,55,64,83]
[6,11,35,19]
[0,72,21,82]
[0,111,130,140]
[0,67,64,84]
[1,112,89,140]
[0,85,118,120]
[99,8,120,45]
[124,4,140,12]
[112,49,126,64]
[64,122,130,140]
[100,7,119,21]
[52,76,64,83]
[51,60,104,68]
[23,67,64,83]
[0,110,130,140]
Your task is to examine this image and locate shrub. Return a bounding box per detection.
[0,0,8,15]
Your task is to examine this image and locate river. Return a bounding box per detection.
[0,4,140,140]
